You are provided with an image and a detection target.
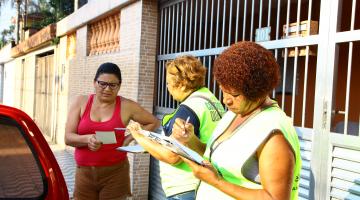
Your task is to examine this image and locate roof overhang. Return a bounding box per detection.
[11,24,56,58]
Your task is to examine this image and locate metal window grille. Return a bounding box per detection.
[156,0,322,129]
[153,1,360,200]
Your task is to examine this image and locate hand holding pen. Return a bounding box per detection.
[171,117,194,144]
[182,116,190,136]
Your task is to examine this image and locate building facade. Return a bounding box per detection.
[4,0,158,199]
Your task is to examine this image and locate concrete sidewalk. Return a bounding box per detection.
[51,145,75,199]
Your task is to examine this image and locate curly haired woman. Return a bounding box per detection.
[172,42,301,200]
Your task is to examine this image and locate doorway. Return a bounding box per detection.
[34,52,56,142]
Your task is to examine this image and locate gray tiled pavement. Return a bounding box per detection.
[51,145,76,199]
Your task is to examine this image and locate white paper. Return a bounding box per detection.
[95,131,117,144]
[139,130,205,165]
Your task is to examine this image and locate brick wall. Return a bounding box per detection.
[131,0,159,199]
[66,0,158,199]
[138,0,158,112]
[68,3,141,101]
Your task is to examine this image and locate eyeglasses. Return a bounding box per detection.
[96,80,120,90]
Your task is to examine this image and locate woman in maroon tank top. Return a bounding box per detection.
[65,62,159,200]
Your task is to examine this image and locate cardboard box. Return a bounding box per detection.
[282,20,318,57]
[283,20,318,38]
[282,46,317,57]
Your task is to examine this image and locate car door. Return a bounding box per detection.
[0,104,69,200]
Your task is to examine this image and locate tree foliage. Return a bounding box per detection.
[0,0,74,46]
[31,0,74,30]
[0,25,14,48]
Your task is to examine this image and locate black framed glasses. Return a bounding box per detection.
[96,80,120,90]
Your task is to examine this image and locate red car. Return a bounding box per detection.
[0,104,69,200]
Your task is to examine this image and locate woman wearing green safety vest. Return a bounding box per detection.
[128,55,225,200]
[172,42,301,200]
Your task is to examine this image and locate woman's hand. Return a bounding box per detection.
[171,118,195,144]
[122,134,135,146]
[182,157,223,186]
[87,134,102,151]
[127,121,182,164]
[127,122,145,140]
[172,118,206,155]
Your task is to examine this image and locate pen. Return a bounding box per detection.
[183,116,190,135]
[184,116,190,127]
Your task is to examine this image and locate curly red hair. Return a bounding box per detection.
[213,41,280,101]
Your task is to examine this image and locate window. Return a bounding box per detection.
[0,116,46,199]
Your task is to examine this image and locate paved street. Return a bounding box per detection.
[51,145,75,199]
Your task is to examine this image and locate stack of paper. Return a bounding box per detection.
[116,129,204,165]
[117,145,146,153]
[117,130,204,165]
[139,130,204,165]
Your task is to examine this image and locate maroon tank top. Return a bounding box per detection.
[75,94,127,166]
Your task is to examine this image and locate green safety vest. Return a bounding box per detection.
[160,87,225,197]
[196,105,301,200]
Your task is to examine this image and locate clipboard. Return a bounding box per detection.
[138,130,205,165]
[116,145,147,153]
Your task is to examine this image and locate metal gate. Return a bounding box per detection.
[152,0,360,199]
[313,1,360,199]
[33,53,56,142]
